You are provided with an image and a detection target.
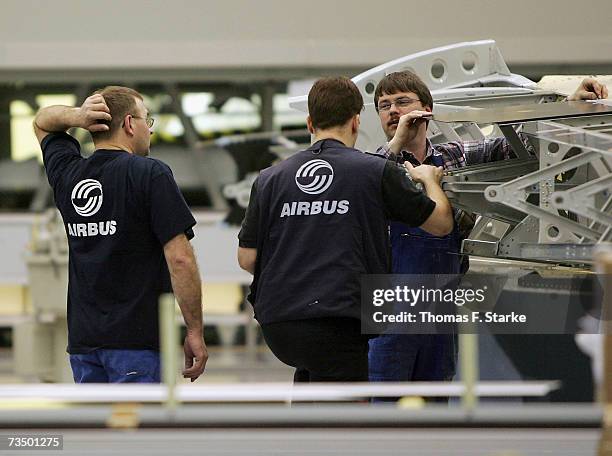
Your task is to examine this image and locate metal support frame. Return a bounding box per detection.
[552,175,612,228]
[486,118,612,245]
[485,150,603,241]
[436,106,612,262]
[498,124,532,159]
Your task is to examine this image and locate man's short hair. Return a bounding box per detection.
[374,71,433,112]
[90,86,143,141]
[308,77,363,130]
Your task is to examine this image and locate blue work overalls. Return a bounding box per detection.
[368,153,461,390]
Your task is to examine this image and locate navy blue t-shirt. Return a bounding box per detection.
[238,139,436,325]
[41,132,196,353]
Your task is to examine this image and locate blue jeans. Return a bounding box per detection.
[70,349,160,383]
[369,334,458,381]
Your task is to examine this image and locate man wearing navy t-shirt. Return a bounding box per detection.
[33,86,208,383]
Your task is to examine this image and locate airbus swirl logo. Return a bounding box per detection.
[71,179,103,217]
[295,159,334,195]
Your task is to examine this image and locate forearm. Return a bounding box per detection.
[423,179,447,204]
[423,180,453,232]
[168,258,203,333]
[34,106,81,133]
[387,137,403,156]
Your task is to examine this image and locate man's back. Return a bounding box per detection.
[249,139,389,324]
[42,132,194,353]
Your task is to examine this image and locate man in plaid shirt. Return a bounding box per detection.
[368,70,608,399]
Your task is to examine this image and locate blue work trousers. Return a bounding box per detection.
[369,221,461,396]
[70,349,161,383]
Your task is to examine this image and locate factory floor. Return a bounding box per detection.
[0,427,599,455]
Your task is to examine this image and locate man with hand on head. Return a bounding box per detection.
[368,71,608,397]
[237,77,453,383]
[33,86,208,383]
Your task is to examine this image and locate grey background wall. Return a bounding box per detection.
[1,0,611,77]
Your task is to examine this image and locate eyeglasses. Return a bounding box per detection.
[133,114,155,128]
[377,97,421,112]
[123,114,155,128]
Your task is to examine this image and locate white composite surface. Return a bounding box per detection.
[0,381,558,403]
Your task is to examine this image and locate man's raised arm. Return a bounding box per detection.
[33,94,112,144]
[404,162,454,236]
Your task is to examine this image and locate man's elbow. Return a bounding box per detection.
[420,211,454,237]
[238,257,255,274]
[434,202,455,236]
[433,218,454,237]
[237,248,256,274]
[238,259,255,274]
[434,208,454,236]
[32,118,48,144]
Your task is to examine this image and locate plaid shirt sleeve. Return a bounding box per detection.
[445,134,534,166]
[374,144,393,159]
[428,143,475,241]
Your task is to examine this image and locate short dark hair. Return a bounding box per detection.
[308,77,363,130]
[90,86,143,141]
[374,71,433,112]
